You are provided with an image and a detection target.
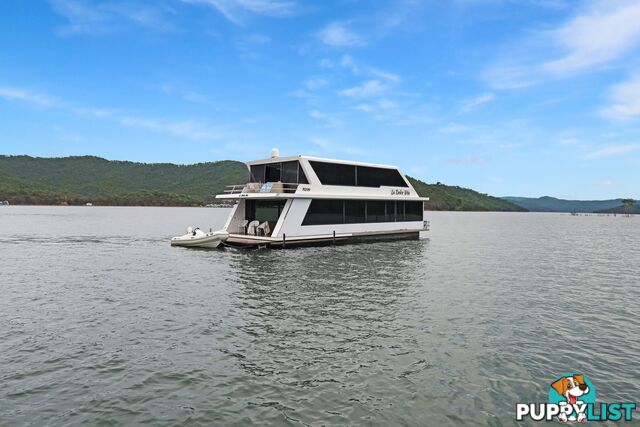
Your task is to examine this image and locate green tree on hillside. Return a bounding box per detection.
[622,198,635,217]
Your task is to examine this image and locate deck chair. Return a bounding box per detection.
[247,220,260,236]
[257,221,271,236]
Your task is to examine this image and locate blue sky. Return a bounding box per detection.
[1,0,640,199]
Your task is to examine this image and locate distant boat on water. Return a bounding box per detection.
[1,200,9,206]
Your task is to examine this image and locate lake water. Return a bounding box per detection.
[1,206,639,426]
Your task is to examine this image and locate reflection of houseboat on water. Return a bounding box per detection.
[211,149,430,248]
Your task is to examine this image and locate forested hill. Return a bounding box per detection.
[0,155,525,211]
[502,196,624,213]
[0,155,248,206]
[408,178,526,212]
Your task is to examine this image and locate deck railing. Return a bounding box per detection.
[223,182,300,195]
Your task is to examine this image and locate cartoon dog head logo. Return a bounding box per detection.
[552,374,589,405]
[549,373,596,423]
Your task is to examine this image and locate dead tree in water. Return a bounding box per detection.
[622,198,635,217]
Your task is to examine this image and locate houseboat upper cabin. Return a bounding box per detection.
[215,149,429,248]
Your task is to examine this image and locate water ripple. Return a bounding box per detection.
[0,207,639,425]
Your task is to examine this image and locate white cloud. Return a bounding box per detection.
[352,99,399,117]
[310,137,364,156]
[437,122,469,134]
[542,0,640,75]
[584,144,640,160]
[316,22,365,47]
[243,33,271,44]
[377,99,397,110]
[600,75,640,120]
[183,0,294,25]
[304,77,328,91]
[0,86,59,107]
[339,54,359,73]
[483,64,536,90]
[355,104,374,113]
[1,84,241,141]
[459,93,495,113]
[443,156,486,164]
[318,55,399,84]
[160,84,209,104]
[310,136,330,149]
[308,110,341,127]
[557,137,580,145]
[73,107,114,118]
[369,68,400,83]
[485,0,640,89]
[119,116,226,140]
[339,80,386,98]
[600,180,615,187]
[50,0,173,35]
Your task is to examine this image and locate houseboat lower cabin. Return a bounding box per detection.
[212,150,429,248]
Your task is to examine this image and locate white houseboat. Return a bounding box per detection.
[212,149,429,248]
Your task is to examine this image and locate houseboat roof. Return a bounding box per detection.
[246,155,400,170]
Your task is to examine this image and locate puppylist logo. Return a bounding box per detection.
[516,373,637,423]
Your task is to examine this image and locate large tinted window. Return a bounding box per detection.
[396,201,406,221]
[250,164,265,182]
[387,201,397,221]
[250,161,307,184]
[265,163,281,182]
[298,163,308,184]
[309,161,408,187]
[309,161,356,186]
[405,201,423,221]
[281,161,298,183]
[302,200,344,225]
[345,200,366,224]
[366,201,386,223]
[302,199,423,225]
[357,166,408,187]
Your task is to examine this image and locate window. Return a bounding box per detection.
[405,201,424,221]
[281,161,297,183]
[302,199,344,225]
[250,161,308,184]
[265,163,281,182]
[366,201,386,223]
[309,161,356,186]
[396,201,405,221]
[309,161,408,188]
[387,201,397,222]
[280,161,309,184]
[345,200,366,224]
[250,164,265,182]
[298,163,308,184]
[357,166,408,188]
[302,199,423,225]
[245,200,286,224]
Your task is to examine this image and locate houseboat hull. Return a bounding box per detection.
[223,229,422,249]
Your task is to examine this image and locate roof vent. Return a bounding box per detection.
[270,147,280,158]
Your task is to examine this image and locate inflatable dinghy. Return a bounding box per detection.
[171,227,228,248]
